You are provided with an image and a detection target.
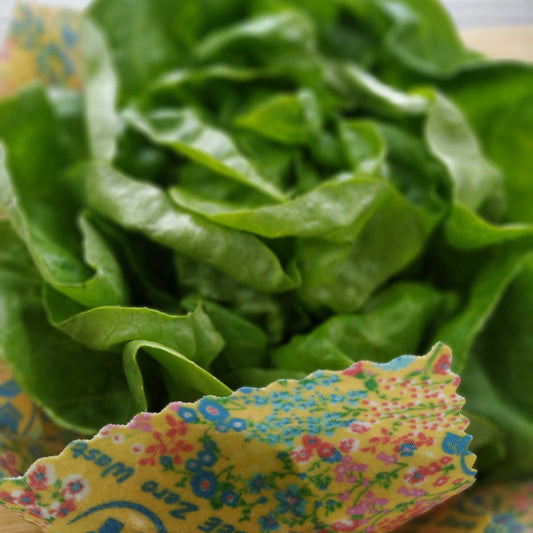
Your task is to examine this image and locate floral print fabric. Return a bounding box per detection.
[0,343,477,532]
[398,481,533,532]
[0,1,81,96]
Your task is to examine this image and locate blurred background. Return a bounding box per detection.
[1,0,533,41]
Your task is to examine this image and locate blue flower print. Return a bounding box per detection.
[198,398,229,423]
[256,423,271,434]
[177,406,198,423]
[300,379,317,391]
[248,474,268,494]
[307,424,322,435]
[325,498,337,511]
[159,456,173,467]
[198,450,217,467]
[275,484,307,517]
[330,394,345,404]
[486,514,526,533]
[191,470,218,499]
[203,438,217,451]
[399,442,417,457]
[278,401,296,413]
[229,418,247,432]
[254,396,269,407]
[269,390,290,400]
[258,512,280,532]
[215,423,230,433]
[376,355,416,371]
[282,426,301,440]
[185,459,200,472]
[221,489,240,507]
[322,449,342,463]
[268,434,281,445]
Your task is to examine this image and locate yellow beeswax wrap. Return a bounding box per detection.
[397,481,533,532]
[0,361,76,481]
[0,343,477,532]
[0,1,82,96]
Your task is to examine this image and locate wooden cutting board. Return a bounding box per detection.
[1,25,532,533]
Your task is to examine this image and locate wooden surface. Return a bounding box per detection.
[0,511,41,533]
[462,25,533,61]
[0,24,532,533]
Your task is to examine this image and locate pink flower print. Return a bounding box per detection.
[340,438,359,453]
[335,456,367,482]
[126,412,154,432]
[348,502,368,515]
[338,491,351,502]
[0,451,19,477]
[169,402,183,412]
[61,474,90,501]
[14,489,37,507]
[27,463,57,491]
[97,428,110,438]
[426,461,441,475]
[97,424,121,438]
[50,498,76,518]
[335,464,349,483]
[372,496,389,506]
[111,433,125,444]
[433,352,452,375]
[350,421,371,434]
[165,414,188,439]
[130,443,145,454]
[414,432,434,447]
[440,456,453,465]
[0,491,16,504]
[377,452,397,466]
[397,486,426,498]
[433,475,450,487]
[28,506,50,520]
[404,466,428,485]
[343,361,364,377]
[302,435,322,449]
[2,451,16,466]
[140,428,194,467]
[291,447,313,463]
[332,518,368,531]
[317,442,339,460]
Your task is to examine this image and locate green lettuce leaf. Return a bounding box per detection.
[0,221,136,434]
[123,341,232,412]
[272,282,442,372]
[71,162,299,292]
[124,106,286,201]
[43,286,224,369]
[0,87,128,308]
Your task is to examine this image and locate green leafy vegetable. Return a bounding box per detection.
[0,0,531,481]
